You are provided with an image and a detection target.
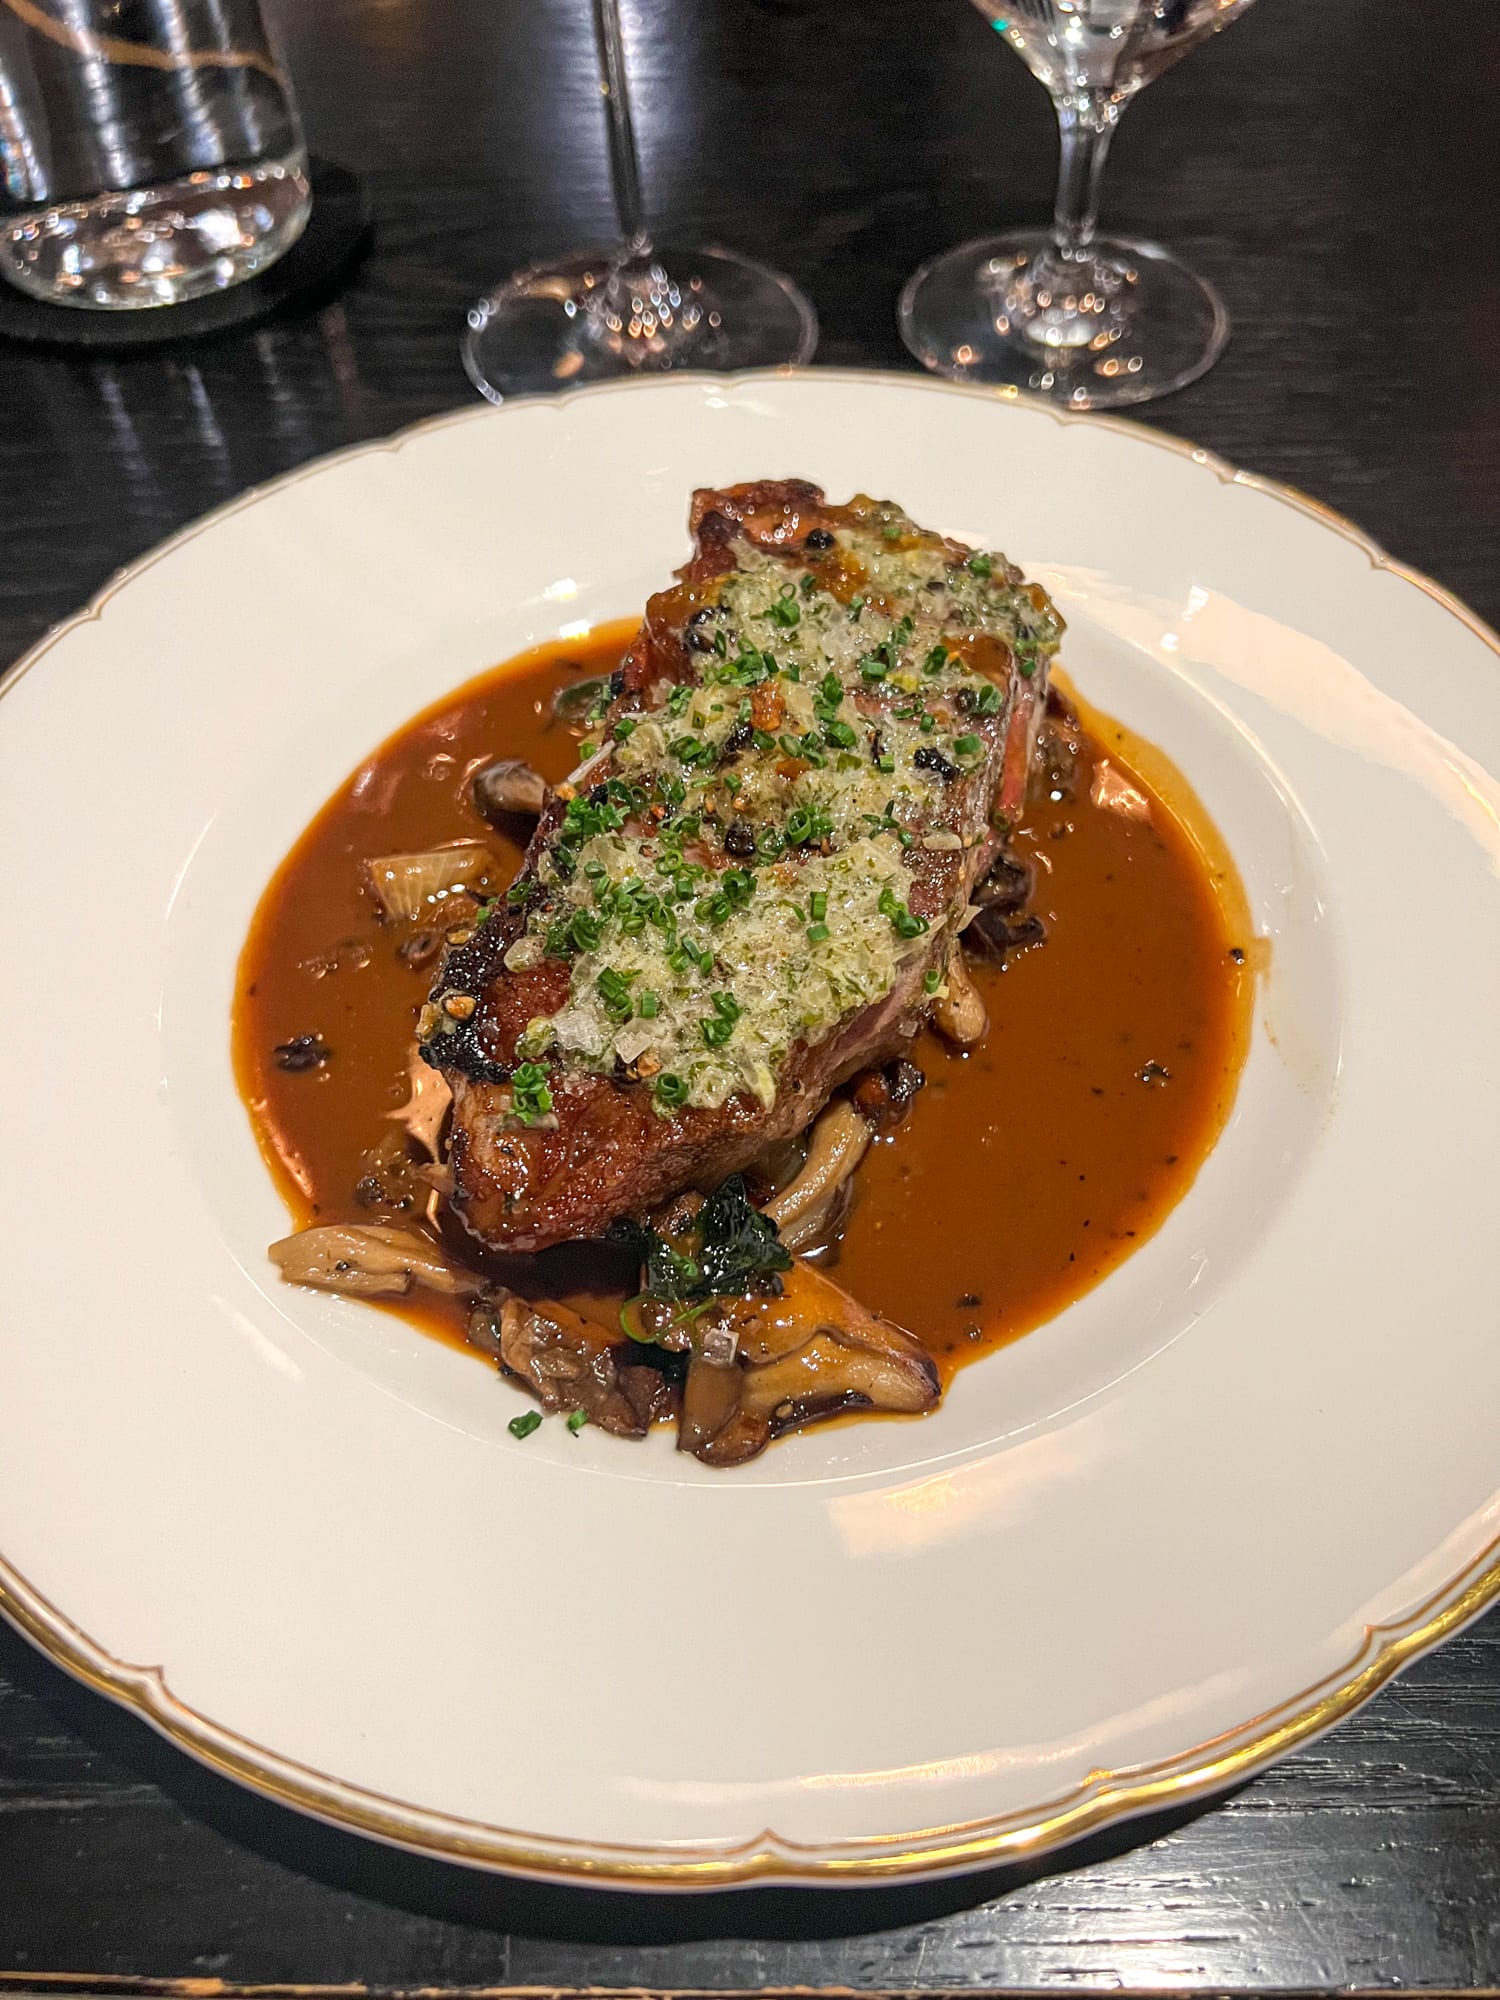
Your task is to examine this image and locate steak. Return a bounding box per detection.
[420,481,1063,1251]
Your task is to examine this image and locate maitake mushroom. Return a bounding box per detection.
[475,1294,677,1437]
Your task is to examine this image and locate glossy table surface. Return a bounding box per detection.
[3,0,1500,1986]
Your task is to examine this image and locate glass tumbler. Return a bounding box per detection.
[0,0,309,310]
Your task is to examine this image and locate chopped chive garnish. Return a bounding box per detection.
[809,890,828,921]
[655,1072,689,1108]
[637,989,660,1018]
[700,991,743,1047]
[566,1408,589,1434]
[924,968,943,994]
[954,733,982,758]
[510,1061,554,1123]
[879,886,929,939]
[508,1409,542,1439]
[806,922,830,943]
[597,966,635,1020]
[569,908,601,953]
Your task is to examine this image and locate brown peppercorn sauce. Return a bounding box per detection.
[234,622,1253,1383]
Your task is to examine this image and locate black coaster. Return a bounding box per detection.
[0,157,369,351]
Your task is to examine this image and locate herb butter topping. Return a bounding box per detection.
[443,498,1062,1116]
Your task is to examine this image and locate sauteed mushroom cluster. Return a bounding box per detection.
[267,745,1050,1464]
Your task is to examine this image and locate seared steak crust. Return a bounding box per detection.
[422,482,1063,1251]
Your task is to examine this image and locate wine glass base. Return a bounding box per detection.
[899,230,1229,411]
[463,243,818,404]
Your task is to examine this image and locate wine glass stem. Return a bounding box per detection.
[1051,90,1119,262]
[591,0,651,257]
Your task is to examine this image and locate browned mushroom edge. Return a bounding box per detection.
[676,1260,940,1468]
[363,842,500,924]
[931,941,988,1048]
[470,757,549,825]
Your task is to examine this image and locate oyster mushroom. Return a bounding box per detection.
[364,841,496,922]
[931,941,987,1047]
[268,1223,489,1299]
[761,1097,872,1254]
[471,756,548,824]
[679,1259,940,1468]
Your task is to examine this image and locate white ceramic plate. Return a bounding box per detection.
[2,372,1498,1890]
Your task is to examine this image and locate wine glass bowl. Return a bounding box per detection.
[463,0,816,403]
[993,0,1259,98]
[465,242,815,399]
[900,0,1256,409]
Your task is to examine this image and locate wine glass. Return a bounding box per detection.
[899,0,1258,410]
[463,0,817,404]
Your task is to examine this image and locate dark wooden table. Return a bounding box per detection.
[3,0,1499,1987]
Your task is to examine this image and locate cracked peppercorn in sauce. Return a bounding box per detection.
[238,576,1256,1424]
